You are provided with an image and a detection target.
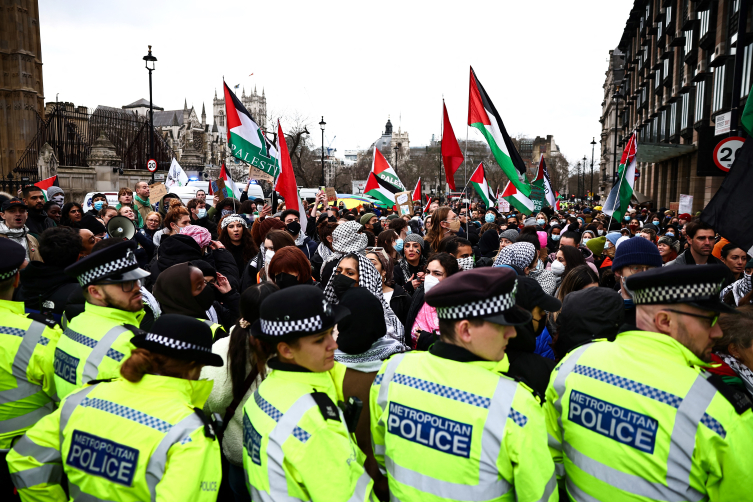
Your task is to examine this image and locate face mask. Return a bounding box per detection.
[197,208,207,219]
[265,249,275,264]
[485,213,495,223]
[535,258,544,271]
[423,273,440,293]
[406,226,412,235]
[652,220,660,226]
[582,238,591,244]
[665,232,674,237]
[93,201,104,211]
[448,219,461,232]
[195,285,215,311]
[552,234,560,241]
[551,221,559,226]
[551,260,566,276]
[457,256,474,271]
[275,272,299,289]
[52,195,65,206]
[222,209,233,217]
[286,221,301,236]
[537,218,546,226]
[624,216,631,222]
[395,239,404,252]
[372,222,383,235]
[332,273,356,299]
[597,229,604,236]
[621,276,634,299]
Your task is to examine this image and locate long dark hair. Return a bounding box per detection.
[228,282,279,401]
[557,245,587,277]
[60,202,83,226]
[218,215,259,263]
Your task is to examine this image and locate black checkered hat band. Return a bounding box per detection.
[77,254,138,286]
[260,315,323,337]
[144,333,211,353]
[632,281,722,305]
[0,268,19,280]
[436,290,516,320]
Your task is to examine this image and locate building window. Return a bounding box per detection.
[732,0,740,14]
[660,110,667,141]
[664,58,670,81]
[656,69,662,88]
[681,93,690,130]
[695,80,706,121]
[712,65,726,112]
[652,117,658,142]
[699,10,710,38]
[684,30,693,55]
[666,5,672,25]
[670,101,677,136]
[742,42,753,98]
[658,21,663,38]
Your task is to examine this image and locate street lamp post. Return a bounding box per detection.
[143,46,157,179]
[575,161,581,200]
[590,137,597,201]
[319,116,326,186]
[582,155,588,200]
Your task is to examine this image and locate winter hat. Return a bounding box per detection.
[332,220,368,254]
[499,229,519,243]
[493,242,536,272]
[657,235,681,254]
[585,236,606,256]
[335,287,386,354]
[612,234,663,271]
[360,213,376,225]
[605,232,622,247]
[536,231,548,249]
[404,233,425,248]
[180,225,212,249]
[78,214,106,236]
[615,235,631,249]
[46,186,64,200]
[524,217,537,227]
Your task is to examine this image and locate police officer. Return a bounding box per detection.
[7,315,223,500]
[545,265,753,500]
[370,268,557,502]
[54,240,150,398]
[243,285,375,501]
[0,240,62,467]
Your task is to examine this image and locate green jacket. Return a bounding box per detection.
[545,330,753,501]
[7,375,221,501]
[0,299,62,448]
[370,343,557,502]
[54,302,142,399]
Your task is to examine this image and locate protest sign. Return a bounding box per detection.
[148,183,167,205]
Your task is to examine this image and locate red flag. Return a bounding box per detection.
[275,121,307,237]
[412,177,421,201]
[441,102,464,191]
[34,175,58,191]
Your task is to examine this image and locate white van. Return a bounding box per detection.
[169,180,266,205]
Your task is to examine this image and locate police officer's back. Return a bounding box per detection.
[370,268,557,502]
[545,265,753,500]
[54,240,150,398]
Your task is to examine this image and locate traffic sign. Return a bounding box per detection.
[147,159,158,172]
[713,137,744,172]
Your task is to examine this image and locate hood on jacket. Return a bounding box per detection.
[554,287,624,357]
[155,234,203,272]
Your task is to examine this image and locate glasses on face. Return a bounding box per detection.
[445,216,459,222]
[69,209,82,214]
[661,309,719,327]
[628,265,655,274]
[101,279,141,292]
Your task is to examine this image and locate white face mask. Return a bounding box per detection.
[551,260,566,276]
[457,256,474,271]
[582,238,591,244]
[265,249,275,263]
[423,273,440,293]
[597,229,604,236]
[51,195,65,206]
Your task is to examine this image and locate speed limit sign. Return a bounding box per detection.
[713,137,745,172]
[147,159,158,172]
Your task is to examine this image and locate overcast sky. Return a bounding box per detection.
[40,0,633,167]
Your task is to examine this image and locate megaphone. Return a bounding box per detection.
[107,216,136,240]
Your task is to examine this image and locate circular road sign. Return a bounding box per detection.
[147,159,158,173]
[713,137,745,172]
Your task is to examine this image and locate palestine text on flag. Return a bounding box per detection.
[275,121,307,239]
[501,180,534,214]
[371,147,406,191]
[468,66,531,196]
[365,171,402,207]
[531,154,556,210]
[224,81,279,179]
[603,133,637,223]
[442,101,464,191]
[470,163,496,208]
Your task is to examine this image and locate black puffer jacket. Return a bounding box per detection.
[16,261,80,322]
[388,284,412,328]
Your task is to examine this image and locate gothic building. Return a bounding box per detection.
[213,86,267,139]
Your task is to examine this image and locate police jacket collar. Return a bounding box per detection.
[0,298,25,316]
[268,357,311,373]
[120,374,213,408]
[619,330,710,369]
[83,301,142,326]
[429,341,486,363]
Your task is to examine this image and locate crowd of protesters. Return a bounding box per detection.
[1,180,752,501]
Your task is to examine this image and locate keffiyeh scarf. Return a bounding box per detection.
[493,242,536,271]
[717,352,753,395]
[334,336,406,372]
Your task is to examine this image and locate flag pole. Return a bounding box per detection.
[606,133,633,230]
[464,123,470,236]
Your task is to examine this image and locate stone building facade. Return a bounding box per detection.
[0,0,44,178]
[599,49,626,199]
[603,0,751,213]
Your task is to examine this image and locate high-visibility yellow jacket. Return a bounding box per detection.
[545,330,753,501]
[243,359,374,502]
[199,319,226,341]
[370,342,557,502]
[6,375,221,502]
[53,302,142,399]
[0,299,62,448]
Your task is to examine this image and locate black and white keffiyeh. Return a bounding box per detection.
[334,336,406,372]
[716,352,753,395]
[324,253,405,344]
[493,242,536,271]
[322,220,368,270]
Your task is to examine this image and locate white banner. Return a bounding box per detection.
[499,199,510,212]
[165,158,188,189]
[678,194,694,215]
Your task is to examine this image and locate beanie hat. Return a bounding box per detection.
[657,235,681,254]
[605,231,622,247]
[500,229,519,243]
[360,213,376,225]
[612,235,663,271]
[180,225,212,249]
[585,236,606,256]
[615,235,631,249]
[404,233,424,248]
[536,231,548,249]
[46,186,64,199]
[524,217,537,227]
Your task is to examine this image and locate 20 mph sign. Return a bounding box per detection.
[147,159,158,172]
[713,137,744,172]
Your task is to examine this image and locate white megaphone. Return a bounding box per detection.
[106,216,136,240]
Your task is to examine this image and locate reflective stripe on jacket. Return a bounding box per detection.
[545,330,753,501]
[370,347,557,502]
[0,299,62,447]
[6,375,221,501]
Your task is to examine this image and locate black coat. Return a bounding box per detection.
[16,261,80,323]
[25,210,55,238]
[504,321,556,397]
[388,284,412,328]
[404,285,425,342]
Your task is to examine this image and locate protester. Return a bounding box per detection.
[406,252,459,349]
[720,243,749,282]
[377,229,400,261]
[42,200,61,225]
[99,205,118,225]
[267,246,314,288]
[657,234,680,264]
[424,206,459,253]
[667,220,720,266]
[22,185,55,237]
[710,305,753,394]
[281,209,317,259]
[0,198,42,261]
[550,245,586,291]
[556,264,599,303]
[139,210,162,240]
[153,206,190,246]
[60,201,83,227]
[395,233,426,294]
[219,214,257,276]
[85,192,108,217]
[311,219,337,283]
[133,181,152,223]
[493,241,537,275]
[366,249,411,326]
[187,197,216,237]
[499,228,518,249]
[319,220,367,286]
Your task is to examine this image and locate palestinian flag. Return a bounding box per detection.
[371,147,405,191]
[224,81,279,179]
[469,163,496,207]
[219,164,241,199]
[365,171,401,207]
[34,175,58,200]
[532,154,556,208]
[501,180,534,214]
[275,121,307,238]
[603,133,637,222]
[412,177,422,201]
[468,67,531,196]
[423,194,432,215]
